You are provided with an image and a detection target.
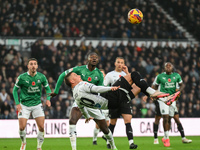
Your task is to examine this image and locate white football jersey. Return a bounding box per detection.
[72,81,112,118]
[104,70,126,86]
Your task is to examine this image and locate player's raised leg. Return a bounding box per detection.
[124,72,169,99]
[69,107,82,150]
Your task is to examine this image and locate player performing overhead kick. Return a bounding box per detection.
[63,70,180,123]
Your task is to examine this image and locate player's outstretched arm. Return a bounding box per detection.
[52,72,66,96]
[89,84,120,93]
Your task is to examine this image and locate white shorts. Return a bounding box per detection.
[18,103,44,119]
[169,101,178,117]
[158,100,169,115]
[102,109,109,121]
[72,102,105,120]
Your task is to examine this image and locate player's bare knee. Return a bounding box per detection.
[69,118,78,125]
[19,126,26,131]
[101,127,109,134]
[38,126,44,132]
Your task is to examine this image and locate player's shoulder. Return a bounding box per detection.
[173,72,181,77]
[37,72,46,77]
[173,72,180,76]
[76,65,86,69]
[18,72,28,78]
[158,72,165,77]
[106,70,115,76]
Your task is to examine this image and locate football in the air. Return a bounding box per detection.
[128,8,143,24]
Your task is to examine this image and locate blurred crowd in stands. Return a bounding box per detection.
[0,0,187,39]
[155,0,200,41]
[0,39,200,119]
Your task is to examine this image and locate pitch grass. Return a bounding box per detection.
[0,136,199,150]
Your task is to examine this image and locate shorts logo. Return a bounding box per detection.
[32,81,36,86]
[162,109,165,113]
[19,112,22,116]
[88,77,92,82]
[168,78,171,82]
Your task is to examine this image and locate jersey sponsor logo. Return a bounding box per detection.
[165,82,175,88]
[168,78,171,82]
[27,86,40,93]
[32,81,35,86]
[18,112,22,116]
[88,77,92,82]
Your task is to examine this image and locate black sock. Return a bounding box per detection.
[109,124,116,134]
[131,71,149,96]
[125,123,133,141]
[177,123,185,138]
[153,123,159,138]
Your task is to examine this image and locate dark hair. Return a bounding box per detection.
[87,52,98,59]
[164,62,175,72]
[115,57,125,62]
[64,72,73,87]
[28,58,38,64]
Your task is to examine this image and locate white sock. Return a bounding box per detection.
[164,131,169,139]
[129,139,134,145]
[93,127,100,141]
[69,125,77,150]
[19,130,26,143]
[104,129,116,149]
[182,137,186,140]
[146,87,156,95]
[37,131,44,148]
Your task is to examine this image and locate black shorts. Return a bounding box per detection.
[109,102,132,119]
[101,76,135,110]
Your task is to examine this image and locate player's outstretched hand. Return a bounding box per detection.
[111,86,120,91]
[122,66,129,74]
[16,104,22,112]
[85,117,94,123]
[48,92,57,98]
[46,100,51,107]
